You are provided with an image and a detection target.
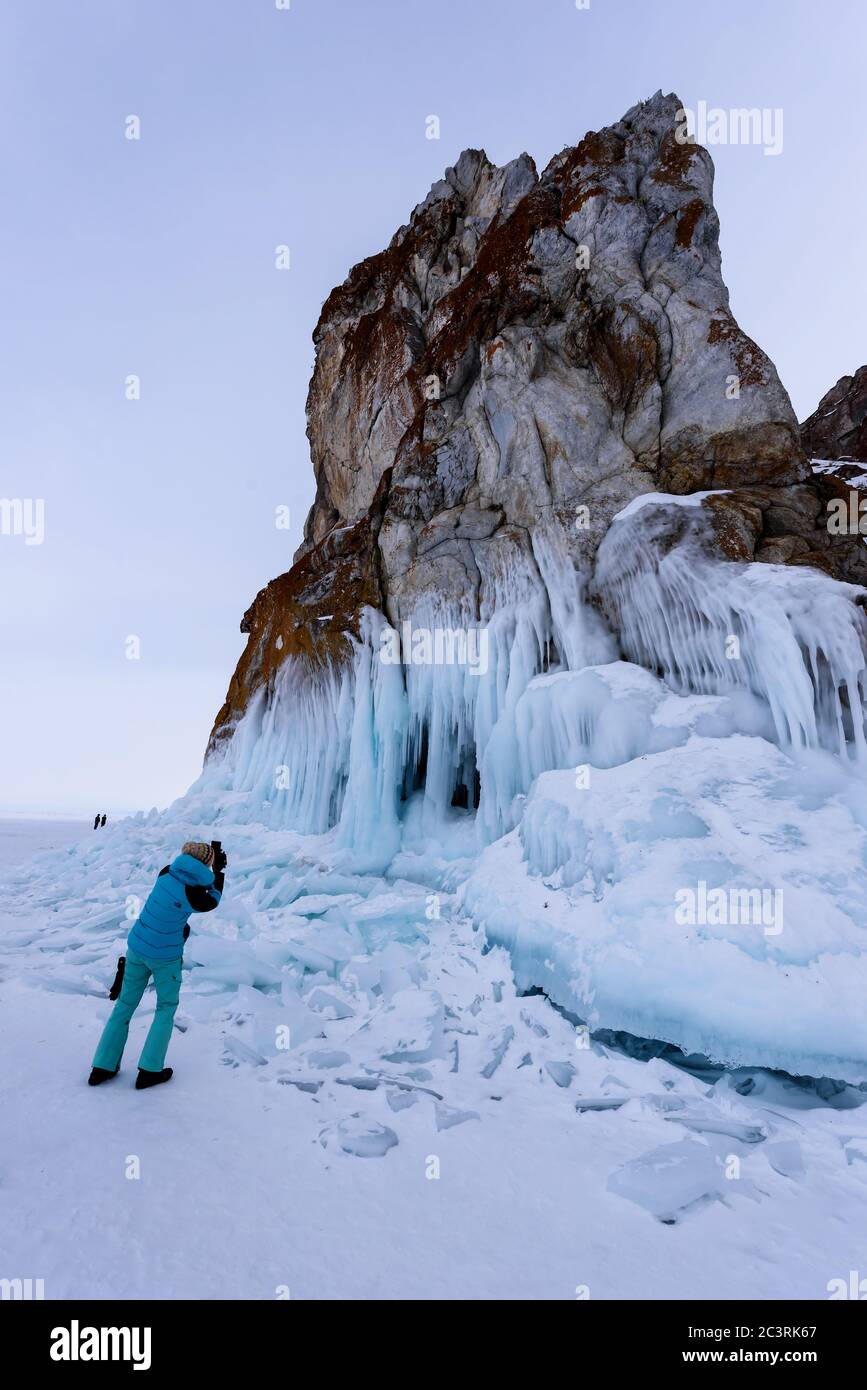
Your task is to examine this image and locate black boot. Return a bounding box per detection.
[135,1067,173,1090]
[88,1066,119,1086]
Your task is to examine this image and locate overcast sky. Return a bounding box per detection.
[2,0,865,815]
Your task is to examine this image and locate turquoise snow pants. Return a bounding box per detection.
[92,947,182,1074]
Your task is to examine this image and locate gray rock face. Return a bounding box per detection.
[301,91,802,615]
[802,366,867,463]
[210,91,864,748]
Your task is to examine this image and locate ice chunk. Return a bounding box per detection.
[305,987,355,1019]
[336,1119,399,1158]
[307,1050,351,1069]
[575,1096,628,1112]
[665,1114,767,1143]
[187,937,282,991]
[544,1060,575,1088]
[291,894,363,917]
[221,1037,267,1068]
[387,1088,418,1112]
[361,989,446,1064]
[481,1025,514,1079]
[607,1139,725,1221]
[435,1103,480,1131]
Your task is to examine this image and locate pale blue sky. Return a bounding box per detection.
[2,0,865,813]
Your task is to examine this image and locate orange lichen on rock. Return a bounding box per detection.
[707,315,769,390]
[208,472,391,750]
[675,197,704,248]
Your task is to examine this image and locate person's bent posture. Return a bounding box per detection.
[89,841,226,1091]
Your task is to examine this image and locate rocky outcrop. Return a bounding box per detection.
[802,366,867,463]
[209,92,866,750]
[209,470,390,744]
[702,480,866,584]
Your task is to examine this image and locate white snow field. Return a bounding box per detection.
[4,503,867,1299]
[0,817,90,870]
[3,806,867,1300]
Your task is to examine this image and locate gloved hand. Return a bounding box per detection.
[213,847,228,874]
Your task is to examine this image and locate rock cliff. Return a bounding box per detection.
[802,365,867,463]
[210,91,865,752]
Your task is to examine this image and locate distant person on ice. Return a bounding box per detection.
[93,813,100,830]
[88,840,227,1091]
[100,813,107,828]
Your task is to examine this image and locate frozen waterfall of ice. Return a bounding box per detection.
[594,500,867,758]
[196,525,618,852]
[197,502,867,848]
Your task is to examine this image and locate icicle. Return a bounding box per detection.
[335,609,408,866]
[593,497,867,758]
[198,496,866,851]
[192,657,354,832]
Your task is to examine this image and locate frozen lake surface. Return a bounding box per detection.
[0,818,92,870]
[3,805,867,1300]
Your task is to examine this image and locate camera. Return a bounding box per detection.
[211,839,227,874]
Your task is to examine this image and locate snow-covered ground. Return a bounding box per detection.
[3,795,867,1300]
[5,504,867,1299]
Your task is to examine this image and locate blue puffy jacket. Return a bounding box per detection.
[128,853,223,961]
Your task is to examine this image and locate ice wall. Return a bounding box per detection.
[462,733,867,1081]
[199,503,867,858]
[198,526,614,853]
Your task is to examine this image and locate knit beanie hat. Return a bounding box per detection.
[181,841,211,864]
